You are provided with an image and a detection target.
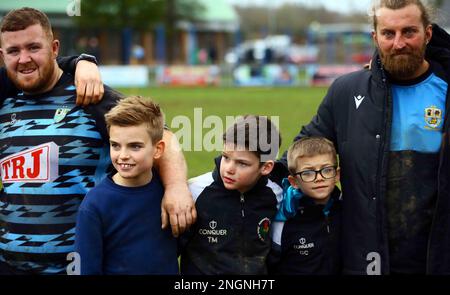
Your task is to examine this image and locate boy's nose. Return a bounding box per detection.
[225,163,236,174]
[119,150,130,159]
[315,172,325,182]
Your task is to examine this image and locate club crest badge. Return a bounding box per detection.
[424,105,443,130]
[257,217,271,242]
[54,107,70,123]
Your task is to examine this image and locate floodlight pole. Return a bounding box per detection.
[267,0,276,36]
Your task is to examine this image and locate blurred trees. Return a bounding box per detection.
[234,0,448,42]
[235,4,367,41]
[75,0,165,30]
[433,0,444,7]
[75,0,204,63]
[165,0,205,63]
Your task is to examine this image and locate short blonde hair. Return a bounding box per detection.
[105,96,164,144]
[287,137,337,175]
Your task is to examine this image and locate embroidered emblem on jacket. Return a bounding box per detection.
[257,217,271,242]
[424,105,443,130]
[293,237,315,256]
[198,220,227,244]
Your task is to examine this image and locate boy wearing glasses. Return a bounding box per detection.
[268,137,342,274]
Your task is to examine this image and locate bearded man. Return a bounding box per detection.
[273,0,450,274]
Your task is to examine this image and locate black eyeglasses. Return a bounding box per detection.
[293,166,337,183]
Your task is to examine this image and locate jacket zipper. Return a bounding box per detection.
[240,193,246,271]
[324,211,332,272]
[426,82,450,274]
[240,193,245,217]
[376,60,391,274]
[325,214,330,234]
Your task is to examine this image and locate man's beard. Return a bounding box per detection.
[379,42,427,80]
[7,57,55,94]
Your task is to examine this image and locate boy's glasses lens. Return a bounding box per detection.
[294,166,337,183]
[321,167,336,178]
[299,171,316,182]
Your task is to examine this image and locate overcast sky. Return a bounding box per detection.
[225,0,373,14]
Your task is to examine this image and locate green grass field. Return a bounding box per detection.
[119,87,328,178]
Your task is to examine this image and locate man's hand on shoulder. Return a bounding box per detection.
[156,130,197,237]
[74,60,104,106]
[161,183,197,237]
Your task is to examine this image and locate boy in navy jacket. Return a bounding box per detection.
[180,115,283,275]
[268,137,342,274]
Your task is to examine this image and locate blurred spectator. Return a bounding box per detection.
[263,47,273,64]
[86,36,101,62]
[244,48,255,63]
[75,36,87,54]
[208,45,217,64]
[131,44,145,64]
[198,48,208,64]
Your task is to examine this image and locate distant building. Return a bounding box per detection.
[0,0,240,65]
[307,23,373,64]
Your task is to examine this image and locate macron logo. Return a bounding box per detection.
[354,95,365,109]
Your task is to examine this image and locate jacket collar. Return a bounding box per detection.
[299,186,341,209]
[427,24,450,82]
[429,24,450,50]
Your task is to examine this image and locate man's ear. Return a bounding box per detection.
[287,175,300,189]
[0,39,5,60]
[153,140,165,160]
[260,160,274,176]
[52,39,60,59]
[371,30,378,45]
[425,24,433,45]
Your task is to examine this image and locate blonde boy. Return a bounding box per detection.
[269,137,342,274]
[75,96,178,275]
